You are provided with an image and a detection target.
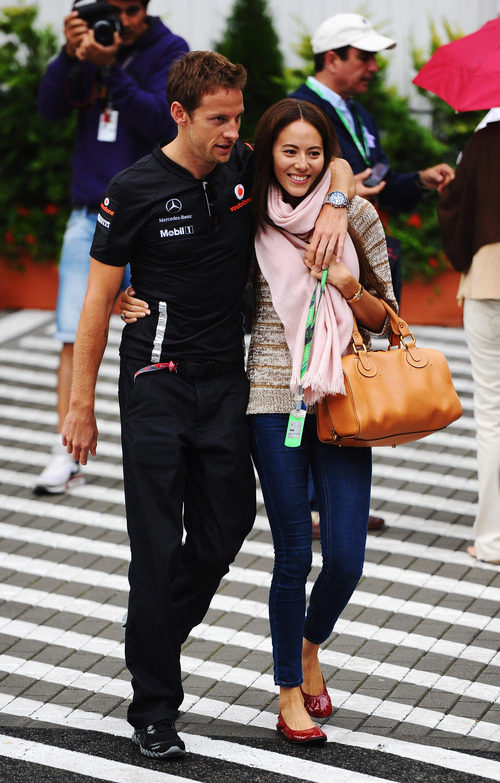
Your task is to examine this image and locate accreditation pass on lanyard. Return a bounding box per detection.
[284,268,328,448]
[98,108,119,142]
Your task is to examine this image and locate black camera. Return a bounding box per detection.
[73,0,122,47]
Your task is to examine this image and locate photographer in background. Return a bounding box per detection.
[35,1,188,495]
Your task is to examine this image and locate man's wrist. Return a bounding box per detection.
[414,172,427,190]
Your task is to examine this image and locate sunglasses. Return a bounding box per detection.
[109,4,142,16]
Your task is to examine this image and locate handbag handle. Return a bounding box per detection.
[351,300,416,353]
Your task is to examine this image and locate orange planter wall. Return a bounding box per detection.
[0,256,58,310]
[0,256,123,313]
[400,269,463,327]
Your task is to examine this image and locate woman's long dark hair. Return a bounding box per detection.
[251,98,387,301]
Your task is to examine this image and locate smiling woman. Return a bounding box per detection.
[272,120,325,205]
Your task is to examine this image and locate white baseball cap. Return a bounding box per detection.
[311,13,396,55]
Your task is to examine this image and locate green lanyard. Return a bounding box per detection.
[284,268,328,448]
[306,77,371,167]
[299,267,328,384]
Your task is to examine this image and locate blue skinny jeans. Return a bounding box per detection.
[249,413,371,687]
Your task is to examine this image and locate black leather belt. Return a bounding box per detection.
[134,359,243,381]
[174,360,242,377]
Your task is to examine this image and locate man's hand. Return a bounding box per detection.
[418,163,455,193]
[304,205,348,271]
[354,168,387,199]
[75,29,121,67]
[64,10,89,58]
[62,406,98,467]
[119,287,150,324]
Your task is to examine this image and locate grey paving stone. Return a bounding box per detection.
[328,670,368,692]
[387,682,427,704]
[0,673,33,695]
[412,618,451,638]
[382,614,421,634]
[443,658,485,681]
[418,690,460,712]
[181,673,214,699]
[0,600,29,620]
[4,639,47,659]
[15,606,58,626]
[79,692,125,716]
[66,617,113,637]
[383,647,425,669]
[0,539,25,554]
[382,582,419,601]
[413,652,455,675]
[242,618,272,637]
[439,625,485,647]
[480,706,500,726]
[450,698,490,721]
[213,611,252,633]
[328,710,366,733]
[22,679,64,702]
[80,586,127,606]
[203,680,247,704]
[49,687,96,710]
[325,635,365,657]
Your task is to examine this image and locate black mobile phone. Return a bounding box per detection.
[363,162,390,187]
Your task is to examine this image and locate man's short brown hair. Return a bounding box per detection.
[167,51,247,115]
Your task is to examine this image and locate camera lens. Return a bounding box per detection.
[93,19,115,46]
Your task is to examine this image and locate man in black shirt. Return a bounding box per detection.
[62,50,353,759]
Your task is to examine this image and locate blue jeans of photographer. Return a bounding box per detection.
[250,413,371,687]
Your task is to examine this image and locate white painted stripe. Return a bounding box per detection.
[0,492,126,530]
[0,425,123,454]
[0,519,129,559]
[0,366,119,396]
[0,444,124,479]
[2,696,500,783]
[0,404,122,436]
[0,733,196,783]
[0,311,53,344]
[0,384,121,417]
[0,468,126,505]
[373,444,477,471]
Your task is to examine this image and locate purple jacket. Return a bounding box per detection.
[38,17,188,206]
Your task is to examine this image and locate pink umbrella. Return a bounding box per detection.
[413,17,500,111]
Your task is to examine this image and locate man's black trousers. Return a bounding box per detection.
[119,356,256,729]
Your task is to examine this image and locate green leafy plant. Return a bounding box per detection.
[214,0,286,140]
[0,4,74,266]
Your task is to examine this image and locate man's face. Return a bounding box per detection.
[333,47,379,99]
[106,1,148,46]
[182,88,244,176]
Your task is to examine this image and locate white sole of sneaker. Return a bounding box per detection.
[33,473,85,496]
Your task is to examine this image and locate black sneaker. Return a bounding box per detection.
[132,719,186,758]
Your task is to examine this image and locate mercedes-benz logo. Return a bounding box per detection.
[166,198,182,213]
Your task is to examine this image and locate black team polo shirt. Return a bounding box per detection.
[91,141,254,365]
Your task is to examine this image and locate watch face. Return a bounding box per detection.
[327,191,348,207]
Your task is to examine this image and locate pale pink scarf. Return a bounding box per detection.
[254,170,359,405]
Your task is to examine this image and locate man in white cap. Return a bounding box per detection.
[292,13,454,533]
[291,12,454,302]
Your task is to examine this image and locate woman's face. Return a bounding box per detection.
[272,120,324,202]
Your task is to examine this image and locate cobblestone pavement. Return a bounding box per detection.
[0,309,498,783]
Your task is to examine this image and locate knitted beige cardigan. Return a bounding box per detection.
[246,196,397,415]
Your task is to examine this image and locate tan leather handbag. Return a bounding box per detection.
[316,301,462,447]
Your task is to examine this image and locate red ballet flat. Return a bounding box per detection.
[276,712,327,744]
[300,676,332,718]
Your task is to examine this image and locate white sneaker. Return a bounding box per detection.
[34,441,84,495]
